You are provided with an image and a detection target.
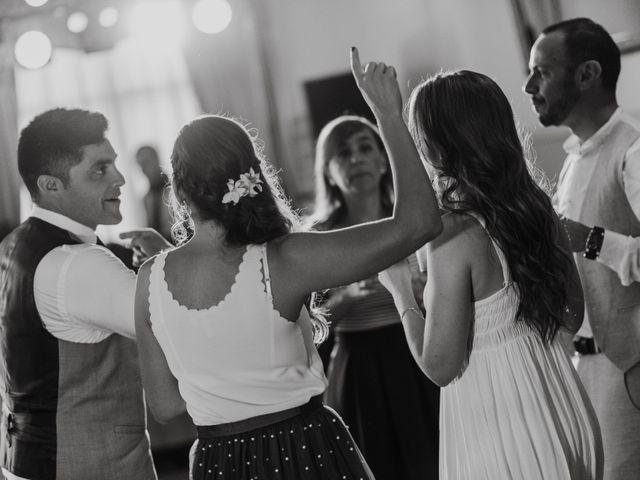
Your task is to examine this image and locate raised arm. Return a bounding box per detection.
[379,215,472,387]
[271,48,442,297]
[134,258,186,423]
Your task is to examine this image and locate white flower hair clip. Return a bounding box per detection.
[222,167,263,206]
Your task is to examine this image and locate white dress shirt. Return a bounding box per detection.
[32,206,136,342]
[555,108,640,337]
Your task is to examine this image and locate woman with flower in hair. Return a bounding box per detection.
[133,48,442,480]
[379,69,603,479]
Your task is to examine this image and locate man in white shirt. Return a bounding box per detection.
[0,108,166,480]
[524,18,640,480]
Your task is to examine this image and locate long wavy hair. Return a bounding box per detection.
[170,114,328,343]
[310,115,393,229]
[408,70,573,343]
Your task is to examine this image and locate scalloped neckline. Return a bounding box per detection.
[160,245,252,313]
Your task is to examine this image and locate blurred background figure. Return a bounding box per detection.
[308,115,439,480]
[136,145,173,241]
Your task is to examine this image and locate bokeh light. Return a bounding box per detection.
[192,0,232,34]
[67,11,89,33]
[14,30,52,69]
[98,7,119,28]
[24,0,49,7]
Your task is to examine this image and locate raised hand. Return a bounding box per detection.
[350,46,403,120]
[119,228,172,267]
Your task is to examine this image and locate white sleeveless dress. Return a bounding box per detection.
[440,215,603,480]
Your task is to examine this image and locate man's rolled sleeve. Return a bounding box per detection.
[598,230,640,286]
[35,244,137,342]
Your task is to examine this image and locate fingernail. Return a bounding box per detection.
[351,46,355,51]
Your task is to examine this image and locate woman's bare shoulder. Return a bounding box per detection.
[432,212,485,249]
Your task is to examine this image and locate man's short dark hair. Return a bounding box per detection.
[542,17,621,92]
[17,107,108,200]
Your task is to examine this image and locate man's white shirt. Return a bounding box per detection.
[555,107,640,337]
[31,205,136,342]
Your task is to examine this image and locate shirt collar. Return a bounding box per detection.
[562,107,623,156]
[31,206,98,244]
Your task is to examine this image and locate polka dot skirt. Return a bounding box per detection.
[191,404,374,480]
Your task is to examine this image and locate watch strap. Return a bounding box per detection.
[584,226,605,260]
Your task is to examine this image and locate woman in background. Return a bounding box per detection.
[309,115,439,480]
[133,49,442,480]
[380,69,603,479]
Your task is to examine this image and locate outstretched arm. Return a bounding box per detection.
[134,259,186,423]
[120,228,173,267]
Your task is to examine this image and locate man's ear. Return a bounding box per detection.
[576,60,603,90]
[36,175,64,196]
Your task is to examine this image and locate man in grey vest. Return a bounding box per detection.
[0,108,169,479]
[524,18,640,480]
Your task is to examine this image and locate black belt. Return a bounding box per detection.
[196,395,323,439]
[574,336,602,355]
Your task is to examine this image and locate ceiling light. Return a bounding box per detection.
[192,0,232,34]
[24,0,49,7]
[99,7,119,28]
[14,30,52,70]
[67,11,89,33]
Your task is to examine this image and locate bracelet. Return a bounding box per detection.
[584,226,605,260]
[400,307,423,321]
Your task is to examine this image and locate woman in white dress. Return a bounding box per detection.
[132,49,443,480]
[379,69,603,480]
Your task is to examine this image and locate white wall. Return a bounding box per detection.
[259,0,640,198]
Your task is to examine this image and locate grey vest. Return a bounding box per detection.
[576,120,640,372]
[0,218,156,479]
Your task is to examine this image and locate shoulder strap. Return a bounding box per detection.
[148,251,167,299]
[466,212,511,286]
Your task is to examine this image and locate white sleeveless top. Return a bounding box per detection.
[148,243,327,426]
